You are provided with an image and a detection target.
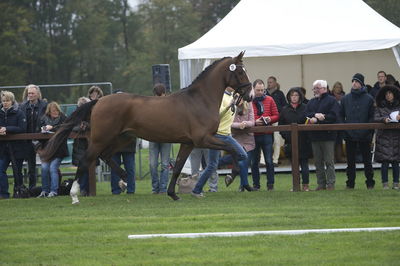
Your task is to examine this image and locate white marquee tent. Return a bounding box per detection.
[178,0,400,93]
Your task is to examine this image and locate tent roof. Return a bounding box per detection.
[178,0,400,60]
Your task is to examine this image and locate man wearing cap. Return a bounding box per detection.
[340,73,375,189]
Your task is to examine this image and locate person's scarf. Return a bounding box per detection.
[43,115,61,127]
[267,87,277,96]
[291,103,299,109]
[253,95,266,116]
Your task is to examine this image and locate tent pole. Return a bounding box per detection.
[300,55,304,88]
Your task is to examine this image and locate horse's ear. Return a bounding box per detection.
[235,51,245,63]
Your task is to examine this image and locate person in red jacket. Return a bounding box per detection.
[251,79,279,190]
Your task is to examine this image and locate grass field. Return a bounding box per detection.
[1,170,399,265]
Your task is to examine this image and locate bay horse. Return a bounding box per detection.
[42,51,253,204]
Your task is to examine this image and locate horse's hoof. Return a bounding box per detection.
[118,180,127,192]
[225,175,234,187]
[71,195,80,205]
[168,193,180,201]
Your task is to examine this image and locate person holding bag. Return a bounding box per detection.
[373,85,400,189]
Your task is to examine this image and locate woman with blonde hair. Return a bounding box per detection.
[220,98,256,192]
[37,102,69,198]
[0,91,27,199]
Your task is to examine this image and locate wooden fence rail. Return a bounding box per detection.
[1,123,400,195]
[245,122,400,191]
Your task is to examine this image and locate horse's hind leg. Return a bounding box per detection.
[100,156,128,191]
[100,130,137,185]
[70,159,89,204]
[70,143,104,204]
[167,143,193,201]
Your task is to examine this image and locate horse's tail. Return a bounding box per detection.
[41,99,98,162]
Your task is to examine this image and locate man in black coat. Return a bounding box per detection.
[305,80,340,190]
[369,71,386,99]
[340,73,375,189]
[19,84,47,189]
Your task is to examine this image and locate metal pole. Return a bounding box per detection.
[0,82,113,95]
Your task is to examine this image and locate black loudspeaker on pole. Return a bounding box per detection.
[152,64,171,93]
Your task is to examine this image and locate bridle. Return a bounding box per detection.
[227,63,252,106]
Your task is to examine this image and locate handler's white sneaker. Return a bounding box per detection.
[191,191,205,198]
[47,191,58,198]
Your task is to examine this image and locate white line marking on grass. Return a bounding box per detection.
[128,227,400,239]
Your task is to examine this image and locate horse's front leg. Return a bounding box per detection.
[167,143,193,201]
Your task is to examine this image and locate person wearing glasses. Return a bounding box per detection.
[305,80,340,190]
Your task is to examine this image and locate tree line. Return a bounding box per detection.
[0,0,398,103]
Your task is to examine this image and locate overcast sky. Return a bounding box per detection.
[128,0,140,10]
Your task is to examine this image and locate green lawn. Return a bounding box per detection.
[1,170,399,265]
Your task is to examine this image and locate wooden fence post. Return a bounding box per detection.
[88,162,96,196]
[290,123,300,191]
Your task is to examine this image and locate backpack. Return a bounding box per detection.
[13,185,30,198]
[58,179,74,196]
[177,173,198,194]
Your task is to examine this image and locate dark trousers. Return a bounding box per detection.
[299,158,310,184]
[26,144,37,189]
[345,140,375,188]
[288,157,309,184]
[0,153,24,198]
[251,134,274,188]
[381,161,399,183]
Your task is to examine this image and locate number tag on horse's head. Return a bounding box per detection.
[229,64,237,72]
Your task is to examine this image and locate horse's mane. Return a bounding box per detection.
[181,56,230,91]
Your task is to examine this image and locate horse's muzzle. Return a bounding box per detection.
[242,85,254,102]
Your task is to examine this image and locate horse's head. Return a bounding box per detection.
[226,51,253,105]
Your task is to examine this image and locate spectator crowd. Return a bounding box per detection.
[0,70,400,200]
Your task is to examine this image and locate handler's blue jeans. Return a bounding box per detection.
[219,149,254,187]
[193,134,247,194]
[111,151,136,194]
[251,134,274,188]
[41,158,62,194]
[149,142,171,193]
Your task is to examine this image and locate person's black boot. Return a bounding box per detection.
[243,184,255,191]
